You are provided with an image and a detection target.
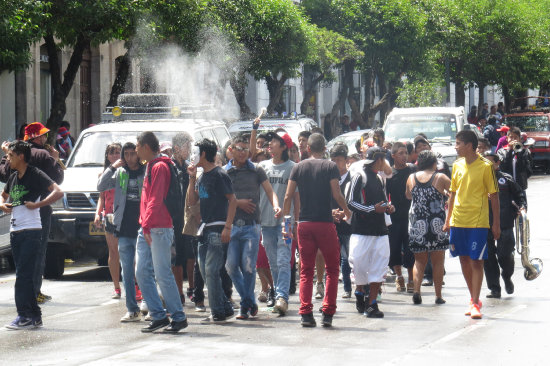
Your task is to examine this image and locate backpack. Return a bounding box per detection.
[147,160,184,224]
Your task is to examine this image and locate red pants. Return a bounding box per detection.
[297,222,340,315]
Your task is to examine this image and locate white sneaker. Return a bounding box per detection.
[315,282,324,299]
[140,300,148,315]
[144,313,153,321]
[273,298,288,315]
[258,291,268,302]
[120,311,141,322]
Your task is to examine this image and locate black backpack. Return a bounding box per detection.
[147,160,184,225]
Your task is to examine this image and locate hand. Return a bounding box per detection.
[24,201,40,210]
[237,199,256,214]
[492,224,501,240]
[0,203,12,214]
[374,201,387,213]
[187,164,197,177]
[112,159,124,169]
[443,221,450,232]
[1,141,9,154]
[343,208,352,222]
[332,209,341,223]
[254,117,261,127]
[144,232,152,246]
[385,204,396,214]
[46,145,60,160]
[221,227,231,243]
[94,213,102,229]
[273,206,282,218]
[282,225,293,241]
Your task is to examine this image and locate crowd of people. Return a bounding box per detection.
[1,114,533,331]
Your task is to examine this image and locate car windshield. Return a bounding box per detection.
[385,114,458,142]
[327,133,363,152]
[67,131,184,168]
[505,115,550,132]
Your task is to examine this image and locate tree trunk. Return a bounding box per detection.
[454,80,465,107]
[107,51,131,107]
[342,60,362,128]
[229,69,251,118]
[300,71,324,116]
[378,73,388,127]
[265,73,288,114]
[44,33,90,142]
[502,85,512,113]
[477,84,485,115]
[360,69,373,127]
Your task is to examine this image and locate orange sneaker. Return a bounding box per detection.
[465,299,482,316]
[470,303,482,319]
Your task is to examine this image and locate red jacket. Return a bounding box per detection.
[139,156,173,234]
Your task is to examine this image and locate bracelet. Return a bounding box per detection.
[252,123,259,130]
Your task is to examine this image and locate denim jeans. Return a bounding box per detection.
[198,228,233,317]
[118,236,139,313]
[226,224,260,310]
[11,229,42,318]
[338,233,352,293]
[135,228,185,322]
[34,211,51,296]
[261,225,291,302]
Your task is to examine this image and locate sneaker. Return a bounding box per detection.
[236,309,249,320]
[32,316,43,328]
[225,308,235,318]
[365,302,384,318]
[470,303,482,319]
[504,278,514,294]
[141,317,170,333]
[435,297,446,305]
[465,299,482,316]
[144,313,153,321]
[273,298,288,315]
[342,291,352,299]
[300,312,316,327]
[163,318,188,333]
[355,291,366,313]
[112,288,122,299]
[250,303,258,317]
[36,294,45,304]
[195,302,206,312]
[258,291,268,302]
[421,278,433,286]
[412,292,422,305]
[406,281,414,293]
[140,300,148,315]
[289,283,297,295]
[6,316,33,330]
[41,293,52,301]
[486,290,501,299]
[321,311,333,327]
[395,276,406,292]
[266,288,276,307]
[315,282,324,299]
[200,315,227,324]
[187,287,194,300]
[120,311,141,322]
[135,286,142,302]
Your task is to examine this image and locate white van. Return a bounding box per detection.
[383,107,479,166]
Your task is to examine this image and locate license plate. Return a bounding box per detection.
[89,222,105,236]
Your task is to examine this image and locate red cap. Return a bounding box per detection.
[266,131,294,149]
[58,127,70,137]
[24,122,50,141]
[497,126,510,133]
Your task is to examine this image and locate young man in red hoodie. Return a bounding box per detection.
[135,132,187,333]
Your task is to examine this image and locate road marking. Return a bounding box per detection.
[46,299,120,319]
[385,304,527,365]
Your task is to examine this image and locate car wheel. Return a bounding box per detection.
[44,243,65,279]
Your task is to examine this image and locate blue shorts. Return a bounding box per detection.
[449,227,488,260]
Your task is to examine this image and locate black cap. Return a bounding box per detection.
[414,135,430,148]
[364,146,386,164]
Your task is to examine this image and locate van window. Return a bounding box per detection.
[214,127,231,147]
[385,114,457,142]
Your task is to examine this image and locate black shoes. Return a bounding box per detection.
[163,319,188,333]
[504,278,514,294]
[141,317,170,333]
[300,312,317,327]
[355,291,366,313]
[486,290,501,299]
[412,292,422,305]
[266,288,276,307]
[321,312,333,327]
[365,302,384,318]
[435,297,446,305]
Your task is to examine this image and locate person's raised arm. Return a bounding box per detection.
[250,117,261,158]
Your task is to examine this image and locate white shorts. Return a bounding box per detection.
[348,234,390,285]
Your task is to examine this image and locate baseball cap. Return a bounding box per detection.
[364,146,387,164]
[413,135,430,148]
[497,126,510,133]
[265,131,294,149]
[58,127,70,137]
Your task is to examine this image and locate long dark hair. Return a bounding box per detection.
[103,142,122,169]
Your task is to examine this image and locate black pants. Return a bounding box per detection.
[484,228,515,293]
[192,235,233,303]
[388,218,414,269]
[12,230,42,318]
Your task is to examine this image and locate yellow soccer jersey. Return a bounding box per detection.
[450,155,498,228]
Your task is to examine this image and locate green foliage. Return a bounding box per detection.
[0,0,47,71]
[395,77,446,108]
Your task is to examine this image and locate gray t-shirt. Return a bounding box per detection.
[259,159,296,227]
[225,160,268,224]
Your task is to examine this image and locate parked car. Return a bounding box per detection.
[45,94,232,278]
[228,115,318,145]
[383,107,480,166]
[504,100,550,173]
[326,129,372,155]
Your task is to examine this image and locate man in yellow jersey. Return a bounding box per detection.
[443,130,500,320]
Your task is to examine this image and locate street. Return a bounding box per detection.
[0,174,548,366]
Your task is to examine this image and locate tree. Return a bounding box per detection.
[0,1,46,72]
[42,0,143,135]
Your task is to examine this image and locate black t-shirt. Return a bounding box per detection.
[386,164,415,221]
[118,168,142,238]
[289,158,340,222]
[198,166,234,224]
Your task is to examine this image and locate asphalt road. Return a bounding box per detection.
[0,173,548,366]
